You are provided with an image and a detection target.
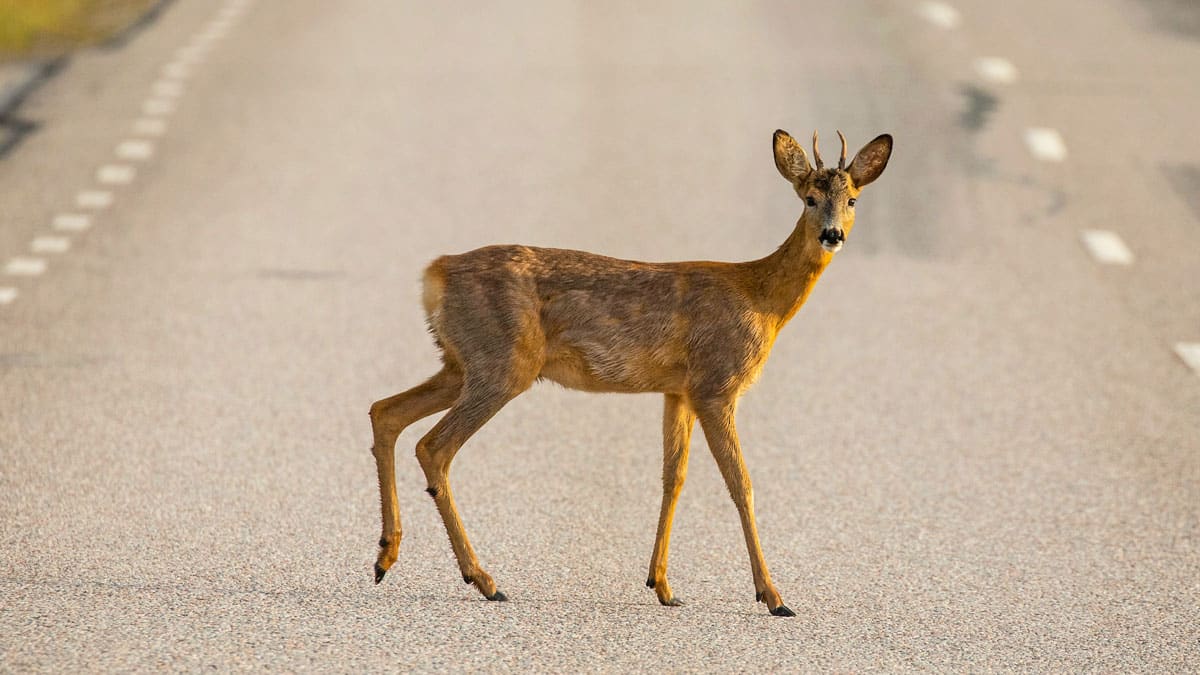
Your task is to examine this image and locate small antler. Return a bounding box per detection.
[812,130,824,170]
[837,130,848,171]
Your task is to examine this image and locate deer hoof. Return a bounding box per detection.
[486,590,508,602]
[769,604,796,617]
[660,597,684,607]
[374,563,387,584]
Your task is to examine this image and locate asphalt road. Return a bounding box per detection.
[2,0,1198,670]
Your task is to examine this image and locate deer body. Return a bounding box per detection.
[369,129,892,616]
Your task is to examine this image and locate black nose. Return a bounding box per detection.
[820,228,844,244]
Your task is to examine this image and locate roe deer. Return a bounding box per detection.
[369,129,893,617]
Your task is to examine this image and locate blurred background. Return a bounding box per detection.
[1,0,1197,670]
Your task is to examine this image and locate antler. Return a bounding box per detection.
[812,130,824,170]
[837,130,848,170]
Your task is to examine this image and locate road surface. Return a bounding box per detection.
[2,0,1198,670]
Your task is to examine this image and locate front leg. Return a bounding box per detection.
[647,394,695,607]
[694,398,794,617]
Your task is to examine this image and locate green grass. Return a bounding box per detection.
[0,0,157,61]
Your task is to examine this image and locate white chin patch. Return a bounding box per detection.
[821,241,843,253]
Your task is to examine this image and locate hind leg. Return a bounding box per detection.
[416,372,532,601]
[369,366,463,583]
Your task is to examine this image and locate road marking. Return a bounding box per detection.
[5,257,47,276]
[133,117,167,136]
[97,164,136,185]
[1176,343,1200,375]
[53,213,92,231]
[31,236,70,254]
[173,46,207,65]
[0,287,16,305]
[161,62,190,80]
[142,97,176,116]
[1080,230,1134,265]
[76,190,114,209]
[196,25,230,42]
[1025,127,1067,162]
[975,57,1018,84]
[116,139,155,161]
[917,1,960,28]
[153,80,185,98]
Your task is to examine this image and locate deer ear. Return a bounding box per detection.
[773,130,811,184]
[846,134,892,188]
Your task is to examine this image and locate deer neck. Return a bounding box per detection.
[744,217,833,327]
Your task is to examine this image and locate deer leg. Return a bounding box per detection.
[369,366,463,584]
[415,379,525,601]
[647,393,695,607]
[695,399,795,617]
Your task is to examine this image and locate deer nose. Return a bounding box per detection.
[819,228,844,244]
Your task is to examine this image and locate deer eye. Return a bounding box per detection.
[805,196,817,207]
[847,198,857,207]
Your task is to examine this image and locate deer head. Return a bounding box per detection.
[772,129,893,253]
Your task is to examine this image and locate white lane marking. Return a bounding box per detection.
[116,139,155,161]
[1080,230,1134,265]
[133,117,167,136]
[142,98,176,116]
[0,287,16,305]
[161,62,191,80]
[975,57,1018,84]
[76,190,114,209]
[196,25,230,42]
[917,1,961,28]
[97,164,136,185]
[152,79,185,98]
[53,213,92,231]
[173,46,207,65]
[5,257,47,276]
[1025,127,1068,162]
[31,236,70,254]
[1175,343,1200,375]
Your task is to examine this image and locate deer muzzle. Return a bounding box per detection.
[819,227,844,253]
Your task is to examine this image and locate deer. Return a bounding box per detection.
[368,128,892,617]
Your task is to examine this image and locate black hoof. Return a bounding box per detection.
[374,563,386,584]
[646,578,656,589]
[660,597,684,607]
[755,591,763,602]
[486,590,508,602]
[770,604,796,617]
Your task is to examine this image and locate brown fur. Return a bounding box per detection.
[369,129,893,615]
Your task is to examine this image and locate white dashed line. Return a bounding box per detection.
[5,257,47,276]
[142,98,176,116]
[152,80,185,98]
[31,236,71,254]
[0,287,16,305]
[173,46,207,65]
[53,213,92,231]
[97,164,136,185]
[133,118,168,136]
[116,139,155,161]
[1024,127,1068,162]
[1175,343,1200,375]
[161,62,190,80]
[76,190,115,209]
[1080,230,1134,265]
[975,57,1018,84]
[917,1,961,28]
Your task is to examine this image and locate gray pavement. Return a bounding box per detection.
[1,0,1198,671]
